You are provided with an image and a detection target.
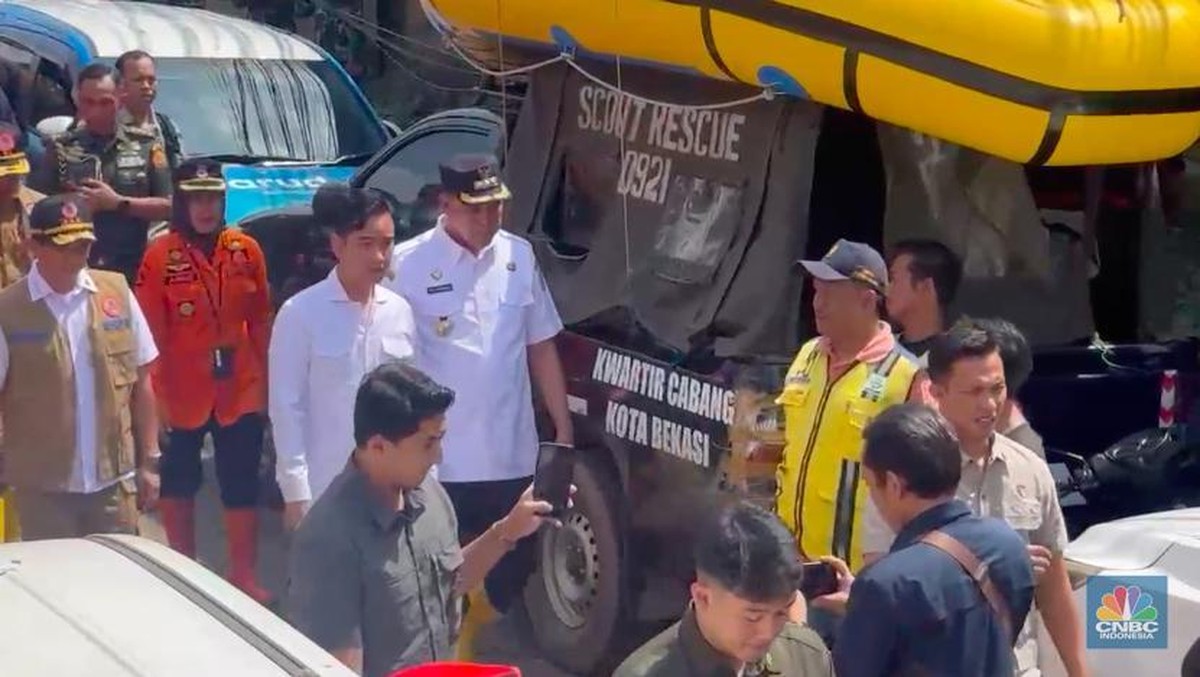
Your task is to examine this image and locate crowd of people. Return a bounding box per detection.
[0,45,1092,677]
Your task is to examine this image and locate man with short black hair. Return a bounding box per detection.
[386,153,571,653]
[113,50,179,169]
[270,183,417,530]
[29,62,172,284]
[0,194,160,539]
[863,326,1087,677]
[815,403,1035,676]
[615,500,833,676]
[968,317,1044,459]
[886,238,963,363]
[286,361,554,676]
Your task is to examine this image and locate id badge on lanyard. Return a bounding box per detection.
[186,246,234,380]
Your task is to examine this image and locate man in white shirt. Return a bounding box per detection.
[270,184,417,531]
[0,194,160,539]
[387,153,572,650]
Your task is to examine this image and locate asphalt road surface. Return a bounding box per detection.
[139,457,577,677]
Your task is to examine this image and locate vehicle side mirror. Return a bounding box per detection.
[382,120,401,138]
[35,115,74,139]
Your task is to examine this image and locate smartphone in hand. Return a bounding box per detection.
[799,561,840,600]
[65,156,101,188]
[533,441,575,518]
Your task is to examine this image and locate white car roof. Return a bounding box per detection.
[0,535,354,676]
[1067,507,1200,571]
[5,0,323,61]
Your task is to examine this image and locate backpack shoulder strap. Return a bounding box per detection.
[919,529,1015,643]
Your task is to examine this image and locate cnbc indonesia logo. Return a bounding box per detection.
[1088,576,1168,649]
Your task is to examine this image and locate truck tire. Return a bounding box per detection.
[521,450,627,675]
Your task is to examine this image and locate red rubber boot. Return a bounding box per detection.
[158,498,196,558]
[223,508,273,606]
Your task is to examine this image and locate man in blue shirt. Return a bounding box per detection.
[815,403,1035,676]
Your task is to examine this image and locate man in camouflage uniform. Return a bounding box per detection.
[114,49,181,171]
[30,62,172,284]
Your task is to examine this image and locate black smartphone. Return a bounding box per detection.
[799,561,839,600]
[66,156,101,187]
[533,441,575,517]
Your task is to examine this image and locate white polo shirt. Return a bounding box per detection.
[387,221,563,483]
[269,268,417,504]
[0,263,158,493]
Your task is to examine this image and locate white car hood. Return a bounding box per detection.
[1066,507,1200,570]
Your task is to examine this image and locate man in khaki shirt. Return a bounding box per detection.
[0,122,41,288]
[862,325,1087,677]
[0,121,41,541]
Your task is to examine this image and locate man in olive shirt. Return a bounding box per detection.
[29,62,171,284]
[615,501,833,677]
[286,361,556,677]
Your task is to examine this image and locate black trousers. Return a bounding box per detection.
[441,476,536,613]
[162,413,265,508]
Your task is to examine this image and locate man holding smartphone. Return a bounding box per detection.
[815,404,1035,677]
[29,62,172,284]
[287,361,555,677]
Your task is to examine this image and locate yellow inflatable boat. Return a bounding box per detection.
[424,0,1200,166]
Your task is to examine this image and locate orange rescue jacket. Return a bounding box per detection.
[136,229,271,430]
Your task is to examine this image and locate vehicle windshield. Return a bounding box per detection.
[102,56,386,163]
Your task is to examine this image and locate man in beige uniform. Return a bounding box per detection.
[862,325,1088,677]
[0,194,161,539]
[0,121,41,287]
[0,121,41,542]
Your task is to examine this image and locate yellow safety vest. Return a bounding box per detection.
[774,338,919,571]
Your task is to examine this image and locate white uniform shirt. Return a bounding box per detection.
[269,268,417,504]
[0,263,158,493]
[387,221,563,483]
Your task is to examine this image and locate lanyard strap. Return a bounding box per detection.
[184,245,223,333]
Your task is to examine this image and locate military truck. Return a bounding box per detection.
[244,6,1200,675]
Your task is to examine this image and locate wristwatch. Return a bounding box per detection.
[142,451,162,472]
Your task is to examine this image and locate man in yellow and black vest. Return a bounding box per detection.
[776,240,931,569]
[0,194,161,539]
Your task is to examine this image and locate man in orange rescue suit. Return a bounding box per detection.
[0,194,161,539]
[135,158,272,604]
[776,239,929,570]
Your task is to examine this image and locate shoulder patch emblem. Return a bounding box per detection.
[150,143,167,169]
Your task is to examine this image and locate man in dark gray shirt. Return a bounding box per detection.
[286,361,555,676]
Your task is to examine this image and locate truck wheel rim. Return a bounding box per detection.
[541,510,599,630]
